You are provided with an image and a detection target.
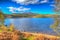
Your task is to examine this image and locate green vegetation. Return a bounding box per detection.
[20,36,35,40]
[19,35,27,40]
[0,11,5,25]
[0,29,3,32]
[27,36,35,40]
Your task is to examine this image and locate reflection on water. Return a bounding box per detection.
[4,18,57,35]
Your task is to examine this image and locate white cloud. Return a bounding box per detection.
[12,0,39,5]
[40,0,48,3]
[8,7,15,13]
[8,6,30,13]
[50,4,55,7]
[12,0,49,5]
[50,4,55,6]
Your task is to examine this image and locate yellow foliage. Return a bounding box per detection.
[0,24,14,32]
[0,24,8,32]
[9,24,14,32]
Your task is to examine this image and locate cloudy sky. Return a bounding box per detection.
[0,0,55,14]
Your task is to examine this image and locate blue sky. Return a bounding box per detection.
[0,0,55,14]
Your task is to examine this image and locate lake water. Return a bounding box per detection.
[4,18,57,35]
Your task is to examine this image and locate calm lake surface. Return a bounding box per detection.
[4,18,57,35]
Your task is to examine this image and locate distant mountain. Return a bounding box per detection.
[13,12,38,15]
